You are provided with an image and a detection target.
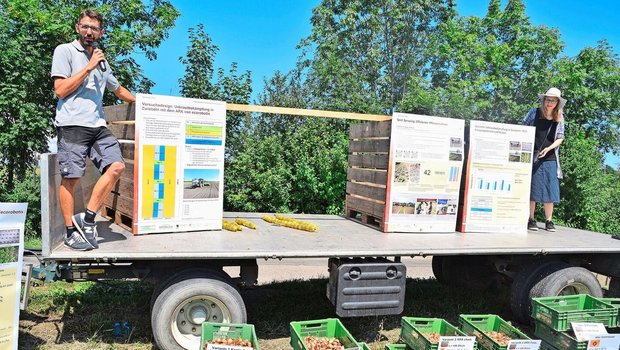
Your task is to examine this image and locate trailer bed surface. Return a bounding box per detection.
[47,212,620,260]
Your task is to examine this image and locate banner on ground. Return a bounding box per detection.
[0,202,27,350]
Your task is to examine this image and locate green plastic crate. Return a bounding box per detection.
[459,314,529,350]
[401,317,473,350]
[534,321,587,350]
[598,297,620,327]
[290,318,361,350]
[384,345,410,350]
[531,294,617,331]
[200,322,259,350]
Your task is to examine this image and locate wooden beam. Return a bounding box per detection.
[227,103,391,121]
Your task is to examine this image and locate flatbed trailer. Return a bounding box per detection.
[38,153,620,350]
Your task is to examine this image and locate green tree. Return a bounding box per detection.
[552,41,620,154]
[401,0,563,122]
[0,0,179,191]
[298,0,455,114]
[556,129,620,234]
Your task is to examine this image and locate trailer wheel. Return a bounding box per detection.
[510,260,569,324]
[431,256,444,284]
[150,268,231,311]
[530,266,603,298]
[151,277,246,350]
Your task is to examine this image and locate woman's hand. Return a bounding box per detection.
[539,147,551,158]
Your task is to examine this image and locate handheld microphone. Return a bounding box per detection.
[90,41,107,72]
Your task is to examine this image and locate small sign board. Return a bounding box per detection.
[507,339,541,350]
[437,336,476,349]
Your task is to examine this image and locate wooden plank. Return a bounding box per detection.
[348,154,389,170]
[227,103,391,121]
[346,182,386,202]
[347,168,388,185]
[346,195,385,219]
[111,177,134,200]
[349,121,392,139]
[103,193,134,215]
[108,123,135,140]
[120,143,135,160]
[104,103,135,123]
[106,104,392,123]
[349,139,390,153]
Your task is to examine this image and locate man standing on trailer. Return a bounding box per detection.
[51,9,135,250]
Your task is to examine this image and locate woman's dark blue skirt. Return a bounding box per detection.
[530,160,560,203]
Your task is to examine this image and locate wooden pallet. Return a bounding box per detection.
[102,104,136,233]
[345,121,391,231]
[101,205,133,233]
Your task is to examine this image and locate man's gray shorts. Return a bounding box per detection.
[57,126,124,178]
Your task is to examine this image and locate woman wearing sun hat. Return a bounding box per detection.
[522,87,566,232]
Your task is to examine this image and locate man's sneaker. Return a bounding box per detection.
[72,213,99,248]
[64,231,93,251]
[527,219,538,231]
[545,220,556,232]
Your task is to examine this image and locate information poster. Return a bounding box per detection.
[459,120,535,233]
[0,203,27,350]
[384,113,465,232]
[135,94,226,234]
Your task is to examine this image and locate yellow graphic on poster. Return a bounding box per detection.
[0,266,17,350]
[186,124,223,143]
[141,145,177,219]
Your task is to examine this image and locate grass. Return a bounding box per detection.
[25,236,43,250]
[19,277,524,350]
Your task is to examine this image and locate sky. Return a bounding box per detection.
[133,0,620,167]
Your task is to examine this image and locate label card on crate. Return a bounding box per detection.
[572,322,608,341]
[135,94,226,234]
[437,336,476,349]
[206,345,253,350]
[586,334,620,350]
[458,121,535,233]
[507,339,542,350]
[384,113,465,232]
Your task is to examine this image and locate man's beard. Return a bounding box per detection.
[79,34,95,47]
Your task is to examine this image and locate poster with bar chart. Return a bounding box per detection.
[458,120,535,233]
[135,94,226,235]
[383,113,465,232]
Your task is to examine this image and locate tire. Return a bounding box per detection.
[431,256,444,284]
[530,266,603,298]
[150,268,231,311]
[441,255,497,290]
[510,260,569,324]
[151,277,246,350]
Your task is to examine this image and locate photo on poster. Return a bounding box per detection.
[449,148,463,161]
[436,199,457,215]
[508,151,521,162]
[0,229,20,245]
[416,198,437,215]
[521,142,533,151]
[0,246,18,264]
[520,152,532,163]
[450,137,462,148]
[183,169,221,199]
[509,141,521,150]
[394,162,421,183]
[391,193,416,216]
